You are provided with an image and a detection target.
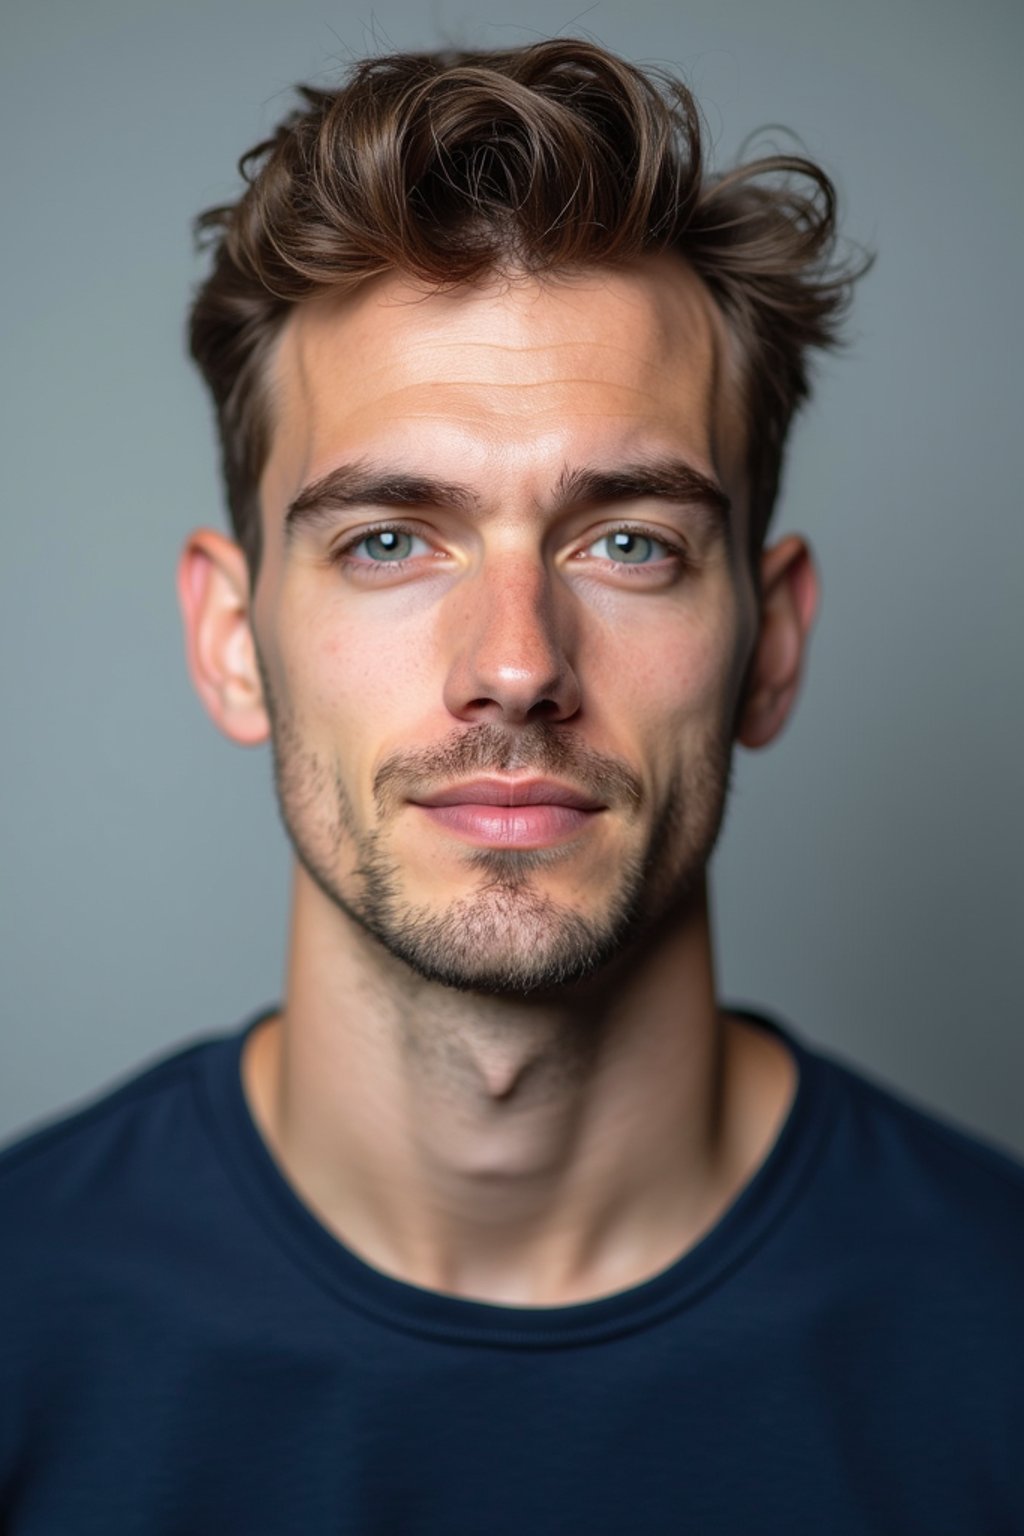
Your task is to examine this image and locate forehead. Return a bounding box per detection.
[260,255,744,518]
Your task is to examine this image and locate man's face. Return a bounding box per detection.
[249,256,758,994]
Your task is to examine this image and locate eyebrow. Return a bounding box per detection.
[552,460,731,522]
[285,462,481,535]
[284,454,731,539]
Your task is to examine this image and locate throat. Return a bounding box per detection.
[403,1001,601,1112]
[242,893,757,1307]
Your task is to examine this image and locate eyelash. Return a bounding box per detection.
[327,521,434,577]
[326,520,690,576]
[579,523,689,574]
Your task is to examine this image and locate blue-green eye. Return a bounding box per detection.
[588,530,668,564]
[357,529,425,562]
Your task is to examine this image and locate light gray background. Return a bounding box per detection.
[2,0,1021,1154]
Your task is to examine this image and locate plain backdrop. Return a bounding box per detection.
[2,0,1021,1155]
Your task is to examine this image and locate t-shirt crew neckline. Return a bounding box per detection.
[198,1007,837,1350]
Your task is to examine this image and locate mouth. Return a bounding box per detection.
[410,777,606,848]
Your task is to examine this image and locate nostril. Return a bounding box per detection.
[459,693,565,725]
[444,611,582,724]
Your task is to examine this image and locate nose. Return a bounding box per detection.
[442,553,582,725]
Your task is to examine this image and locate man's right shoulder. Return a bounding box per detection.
[0,1031,234,1254]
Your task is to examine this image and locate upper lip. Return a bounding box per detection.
[412,777,605,810]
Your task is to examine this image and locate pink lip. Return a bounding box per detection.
[418,803,600,846]
[412,778,605,811]
[411,779,605,848]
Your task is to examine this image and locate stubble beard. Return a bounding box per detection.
[265,697,734,998]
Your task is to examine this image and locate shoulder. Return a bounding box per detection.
[0,1023,262,1389]
[823,1038,1024,1194]
[802,1030,1024,1295]
[0,1026,256,1485]
[0,1029,240,1239]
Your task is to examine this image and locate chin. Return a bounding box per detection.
[353,871,644,998]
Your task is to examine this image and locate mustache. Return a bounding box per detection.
[373,723,643,818]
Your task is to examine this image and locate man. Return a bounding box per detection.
[2,38,1021,1534]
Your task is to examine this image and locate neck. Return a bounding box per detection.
[243,865,795,1306]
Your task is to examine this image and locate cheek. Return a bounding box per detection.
[586,588,746,748]
[272,586,438,748]
[653,638,736,764]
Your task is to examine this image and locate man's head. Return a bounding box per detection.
[180,40,863,995]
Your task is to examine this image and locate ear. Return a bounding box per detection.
[736,534,819,750]
[177,529,270,746]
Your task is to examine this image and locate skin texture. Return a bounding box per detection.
[179,254,818,1305]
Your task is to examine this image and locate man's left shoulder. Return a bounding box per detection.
[819,1037,1024,1278]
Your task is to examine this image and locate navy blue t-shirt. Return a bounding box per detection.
[2,1009,1022,1534]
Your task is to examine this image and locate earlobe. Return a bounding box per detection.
[177,530,270,746]
[736,535,819,750]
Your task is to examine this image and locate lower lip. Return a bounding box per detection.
[417,804,601,847]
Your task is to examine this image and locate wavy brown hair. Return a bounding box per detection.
[189,39,868,577]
